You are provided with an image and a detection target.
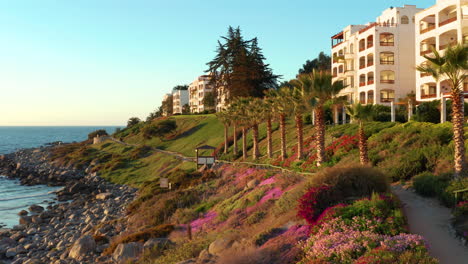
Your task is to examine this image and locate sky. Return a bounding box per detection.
[0,0,432,126]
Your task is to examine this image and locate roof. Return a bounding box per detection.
[196,145,216,150]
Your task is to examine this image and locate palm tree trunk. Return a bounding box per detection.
[358,122,369,165]
[316,106,326,166]
[242,127,248,160]
[224,124,229,154]
[233,124,238,155]
[267,118,273,158]
[295,113,304,160]
[452,91,467,177]
[252,124,260,160]
[280,114,287,161]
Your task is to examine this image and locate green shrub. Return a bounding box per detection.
[311,165,389,197]
[442,178,468,206]
[130,145,153,160]
[142,119,177,139]
[412,101,440,123]
[253,228,283,246]
[127,117,141,127]
[150,238,211,263]
[171,208,199,224]
[246,211,266,225]
[413,172,449,197]
[87,129,108,140]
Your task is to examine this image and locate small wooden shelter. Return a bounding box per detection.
[195,145,216,169]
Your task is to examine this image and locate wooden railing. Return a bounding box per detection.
[380,42,394,46]
[367,99,374,104]
[420,72,432,77]
[381,80,395,84]
[420,25,436,34]
[381,98,394,103]
[359,82,366,87]
[359,46,366,52]
[439,16,457,27]
[367,42,373,48]
[367,61,374,67]
[367,80,374,85]
[380,61,395,65]
[359,64,366,69]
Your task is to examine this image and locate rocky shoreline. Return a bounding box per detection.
[0,146,137,264]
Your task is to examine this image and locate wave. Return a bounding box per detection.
[0,193,53,202]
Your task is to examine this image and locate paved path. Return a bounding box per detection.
[392,185,468,264]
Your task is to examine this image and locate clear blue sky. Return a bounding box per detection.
[0,0,431,126]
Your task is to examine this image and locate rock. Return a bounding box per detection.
[31,215,42,224]
[143,238,172,250]
[112,242,143,263]
[68,235,96,260]
[246,179,259,189]
[198,249,213,261]
[19,216,32,225]
[5,247,17,258]
[96,192,112,200]
[29,205,44,214]
[208,237,234,255]
[0,237,16,246]
[18,210,28,216]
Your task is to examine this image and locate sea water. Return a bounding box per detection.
[0,126,119,228]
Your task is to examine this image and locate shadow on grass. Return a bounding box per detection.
[173,123,207,140]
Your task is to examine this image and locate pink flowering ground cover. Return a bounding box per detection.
[190,210,218,233]
[246,187,284,214]
[261,225,310,264]
[259,176,276,186]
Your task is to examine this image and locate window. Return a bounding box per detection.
[367,35,374,48]
[359,56,366,69]
[391,18,395,25]
[359,39,366,51]
[380,33,394,46]
[338,65,344,73]
[380,90,395,102]
[359,74,366,86]
[401,15,409,24]
[333,67,338,77]
[380,52,394,65]
[367,91,374,104]
[380,70,395,84]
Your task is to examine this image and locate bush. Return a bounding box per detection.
[130,145,153,160]
[412,172,449,197]
[253,228,284,246]
[246,211,266,225]
[87,129,108,140]
[412,101,440,123]
[142,119,177,139]
[298,166,388,224]
[127,117,141,127]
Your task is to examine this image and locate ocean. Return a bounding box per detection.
[0,126,120,228]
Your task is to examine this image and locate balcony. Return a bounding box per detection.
[420,72,432,77]
[380,42,394,46]
[421,94,437,99]
[367,80,374,85]
[420,25,436,34]
[381,80,395,84]
[381,98,394,103]
[359,64,366,69]
[439,16,457,27]
[367,99,374,104]
[439,42,457,50]
[359,46,366,52]
[380,60,394,65]
[420,49,433,56]
[359,82,366,87]
[367,42,373,49]
[367,61,374,67]
[359,99,366,104]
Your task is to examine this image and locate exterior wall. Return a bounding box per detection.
[172,90,189,114]
[189,75,214,113]
[415,0,468,101]
[332,5,423,106]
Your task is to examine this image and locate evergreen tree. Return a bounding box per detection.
[299,52,331,74]
[207,26,279,102]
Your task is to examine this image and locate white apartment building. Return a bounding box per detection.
[332,5,423,105]
[172,89,189,114]
[416,0,468,101]
[189,75,215,113]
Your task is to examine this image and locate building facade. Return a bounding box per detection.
[332,5,423,105]
[189,75,215,113]
[415,0,468,101]
[172,89,189,114]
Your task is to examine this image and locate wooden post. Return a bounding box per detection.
[312,110,315,125]
[441,97,447,123]
[390,101,395,122]
[187,224,192,240]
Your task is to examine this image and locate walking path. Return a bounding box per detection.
[392,185,468,264]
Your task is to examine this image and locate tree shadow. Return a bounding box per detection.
[173,123,207,140]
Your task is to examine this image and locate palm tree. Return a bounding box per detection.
[267,88,293,161]
[215,110,231,154]
[263,96,275,159]
[246,98,265,160]
[303,70,346,166]
[290,76,311,160]
[346,103,373,165]
[417,44,468,177]
[230,97,250,160]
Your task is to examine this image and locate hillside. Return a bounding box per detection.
[46,114,468,263]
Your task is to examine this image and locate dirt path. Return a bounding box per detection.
[392,185,468,264]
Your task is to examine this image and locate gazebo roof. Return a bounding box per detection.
[195,145,216,150]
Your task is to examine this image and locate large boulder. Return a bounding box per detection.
[208,237,235,256]
[143,238,173,250]
[68,235,96,260]
[112,242,143,263]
